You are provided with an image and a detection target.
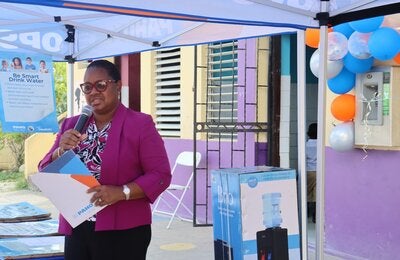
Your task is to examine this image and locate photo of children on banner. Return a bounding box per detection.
[0,60,10,72]
[24,57,36,70]
[11,57,23,70]
[39,60,48,73]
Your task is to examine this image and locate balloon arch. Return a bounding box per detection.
[306,16,400,152]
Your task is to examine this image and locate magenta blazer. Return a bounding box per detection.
[38,103,171,235]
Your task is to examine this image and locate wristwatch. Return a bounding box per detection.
[122,184,130,200]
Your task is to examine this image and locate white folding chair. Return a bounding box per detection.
[152,151,201,229]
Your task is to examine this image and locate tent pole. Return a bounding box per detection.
[316,0,329,259]
[65,25,75,117]
[296,29,308,260]
[67,62,74,117]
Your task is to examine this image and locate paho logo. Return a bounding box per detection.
[0,30,64,53]
[77,203,94,216]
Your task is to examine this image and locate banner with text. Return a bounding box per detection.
[0,52,58,133]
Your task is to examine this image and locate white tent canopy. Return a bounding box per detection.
[0,0,398,61]
[0,1,299,61]
[1,1,399,259]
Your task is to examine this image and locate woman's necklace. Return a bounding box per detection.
[96,121,111,131]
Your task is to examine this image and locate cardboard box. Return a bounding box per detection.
[211,166,300,260]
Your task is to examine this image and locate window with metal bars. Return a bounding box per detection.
[207,41,238,139]
[154,47,181,137]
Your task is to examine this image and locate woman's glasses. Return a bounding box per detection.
[80,79,117,94]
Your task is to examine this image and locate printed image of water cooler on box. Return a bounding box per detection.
[211,166,300,260]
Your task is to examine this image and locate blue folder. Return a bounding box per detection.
[41,150,90,175]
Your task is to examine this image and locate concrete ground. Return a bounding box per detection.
[0,188,214,260]
[0,187,344,260]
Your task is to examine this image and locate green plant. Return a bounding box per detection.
[16,176,29,189]
[54,62,67,116]
[0,171,28,190]
[0,131,30,172]
[0,171,22,181]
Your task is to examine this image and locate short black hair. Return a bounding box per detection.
[87,60,121,81]
[307,123,317,139]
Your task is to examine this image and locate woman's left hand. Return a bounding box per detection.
[87,185,124,207]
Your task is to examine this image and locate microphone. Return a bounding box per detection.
[74,105,93,133]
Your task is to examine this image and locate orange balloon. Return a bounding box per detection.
[331,94,355,121]
[305,28,320,48]
[394,52,400,64]
[305,27,334,48]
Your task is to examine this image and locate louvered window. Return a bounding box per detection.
[155,48,181,137]
[207,41,238,139]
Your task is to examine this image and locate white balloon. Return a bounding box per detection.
[348,32,371,59]
[329,122,355,152]
[310,49,344,79]
[327,32,348,60]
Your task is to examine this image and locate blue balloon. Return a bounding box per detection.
[328,68,356,94]
[343,53,374,74]
[368,27,400,61]
[349,16,384,33]
[333,22,354,38]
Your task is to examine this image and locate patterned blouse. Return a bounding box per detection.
[75,119,111,180]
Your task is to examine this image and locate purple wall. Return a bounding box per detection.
[325,147,400,259]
